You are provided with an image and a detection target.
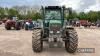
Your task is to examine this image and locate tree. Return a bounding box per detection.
[78,12,87,20]
[0,7,5,19]
[33,12,41,20]
[87,11,98,22]
[67,11,78,19]
[97,11,100,20]
[8,8,19,17]
[26,11,35,19]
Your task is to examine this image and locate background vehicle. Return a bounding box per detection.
[5,17,21,30]
[25,19,34,30]
[32,6,78,53]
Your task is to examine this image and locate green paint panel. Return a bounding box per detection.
[50,20,61,23]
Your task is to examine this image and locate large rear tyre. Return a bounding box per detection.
[15,22,21,30]
[32,29,43,52]
[5,24,11,30]
[65,29,78,53]
[5,26,11,30]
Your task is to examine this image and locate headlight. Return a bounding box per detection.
[57,31,60,33]
[50,31,53,33]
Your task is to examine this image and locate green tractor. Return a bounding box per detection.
[32,6,78,53]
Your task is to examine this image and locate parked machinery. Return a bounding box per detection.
[5,17,21,30]
[32,6,78,53]
[25,19,34,30]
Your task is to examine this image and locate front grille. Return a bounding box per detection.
[49,24,61,34]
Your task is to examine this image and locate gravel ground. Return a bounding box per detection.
[0,25,100,56]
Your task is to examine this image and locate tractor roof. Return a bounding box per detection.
[45,6,61,10]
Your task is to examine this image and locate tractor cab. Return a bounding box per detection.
[42,6,65,37]
[43,6,63,27]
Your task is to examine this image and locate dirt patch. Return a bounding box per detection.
[0,50,23,56]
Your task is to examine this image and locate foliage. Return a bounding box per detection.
[7,8,19,17]
[0,7,5,19]
[67,11,78,19]
[66,11,100,22]
[0,7,100,22]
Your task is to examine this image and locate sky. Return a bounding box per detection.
[0,0,100,12]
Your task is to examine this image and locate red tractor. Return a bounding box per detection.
[5,18,21,30]
[79,20,91,27]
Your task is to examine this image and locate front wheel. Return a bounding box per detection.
[5,23,11,30]
[5,26,11,30]
[32,29,43,52]
[65,29,78,53]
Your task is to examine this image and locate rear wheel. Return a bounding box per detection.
[32,29,43,52]
[15,22,21,30]
[5,24,11,30]
[65,29,78,53]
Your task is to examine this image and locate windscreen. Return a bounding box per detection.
[45,10,61,19]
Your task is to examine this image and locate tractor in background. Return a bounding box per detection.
[5,17,21,30]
